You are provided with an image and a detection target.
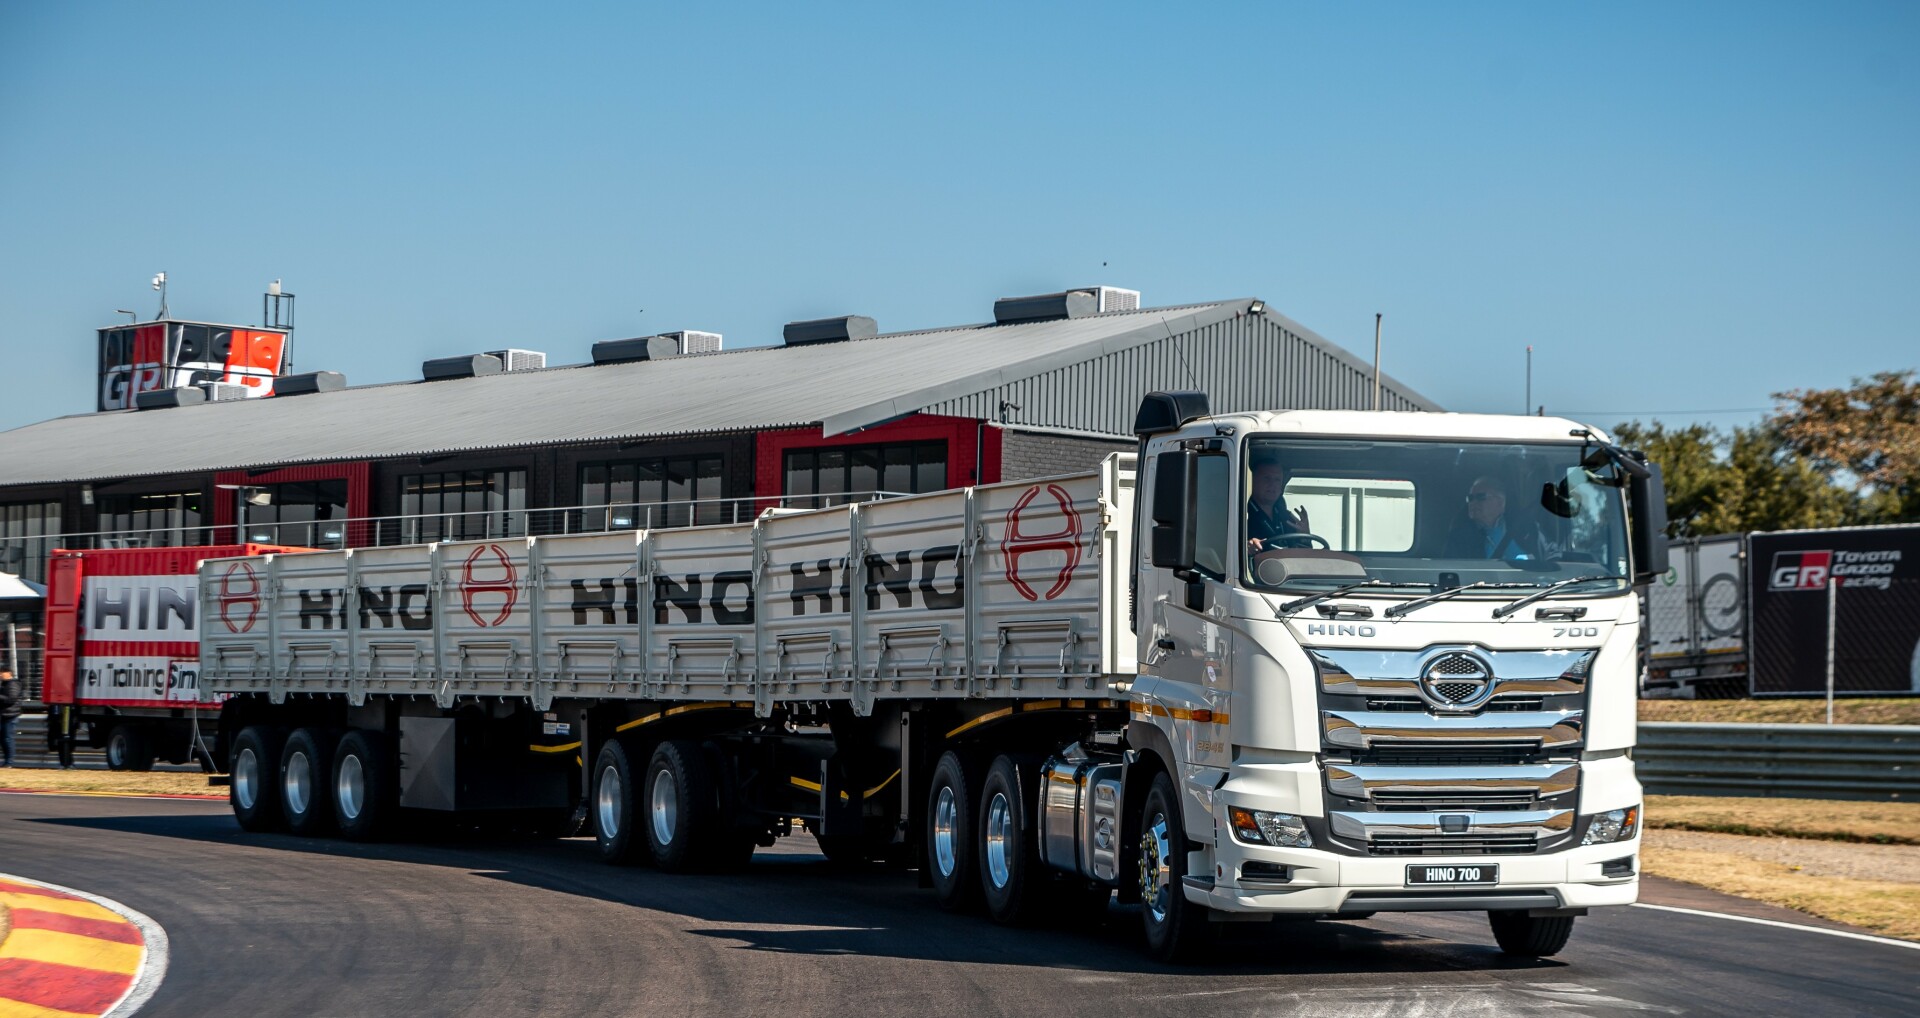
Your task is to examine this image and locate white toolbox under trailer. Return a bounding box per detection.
[199,394,1662,962]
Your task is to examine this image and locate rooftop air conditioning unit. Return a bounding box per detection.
[485,348,547,371]
[199,382,251,402]
[666,330,722,355]
[1081,286,1140,312]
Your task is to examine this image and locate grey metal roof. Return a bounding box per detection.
[0,299,1439,486]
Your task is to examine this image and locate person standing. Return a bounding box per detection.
[0,668,22,767]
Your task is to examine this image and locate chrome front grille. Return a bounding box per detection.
[1312,646,1593,858]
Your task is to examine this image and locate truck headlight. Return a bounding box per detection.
[1227,807,1313,848]
[1581,805,1640,845]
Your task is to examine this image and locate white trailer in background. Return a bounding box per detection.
[1643,535,1747,698]
[200,392,1667,961]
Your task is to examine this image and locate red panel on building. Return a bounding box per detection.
[753,413,1000,512]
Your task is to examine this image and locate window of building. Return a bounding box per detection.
[98,491,203,548]
[397,470,527,544]
[579,455,724,529]
[0,501,61,583]
[237,480,350,548]
[1283,477,1417,554]
[782,441,946,508]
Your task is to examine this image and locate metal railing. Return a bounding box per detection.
[1635,721,1920,801]
[0,491,911,558]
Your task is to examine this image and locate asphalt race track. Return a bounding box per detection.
[2,793,1913,1017]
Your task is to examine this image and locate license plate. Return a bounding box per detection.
[1406,863,1498,886]
[1670,667,1700,678]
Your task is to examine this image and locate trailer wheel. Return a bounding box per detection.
[1138,771,1207,962]
[593,740,648,865]
[230,726,287,832]
[105,725,155,772]
[1489,911,1576,957]
[333,730,398,842]
[281,727,338,837]
[978,754,1050,925]
[644,740,723,872]
[926,751,982,911]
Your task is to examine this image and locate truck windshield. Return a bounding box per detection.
[1241,435,1632,596]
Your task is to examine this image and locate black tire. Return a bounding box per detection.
[977,754,1050,925]
[1138,771,1208,962]
[332,730,399,842]
[593,740,648,865]
[229,726,286,832]
[1489,911,1576,957]
[643,739,724,872]
[926,751,981,911]
[105,725,155,772]
[280,727,338,837]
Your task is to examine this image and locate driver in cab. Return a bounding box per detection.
[1246,454,1311,554]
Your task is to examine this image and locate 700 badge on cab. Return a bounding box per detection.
[1553,626,1600,638]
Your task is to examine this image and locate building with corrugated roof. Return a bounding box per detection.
[0,290,1436,583]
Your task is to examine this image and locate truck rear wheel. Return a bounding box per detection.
[978,754,1049,926]
[105,725,155,772]
[1489,911,1576,957]
[593,739,649,865]
[1138,771,1207,962]
[926,751,981,911]
[644,740,724,872]
[230,726,286,832]
[333,730,398,842]
[281,727,338,837]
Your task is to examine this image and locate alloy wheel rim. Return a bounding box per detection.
[598,764,622,839]
[286,750,312,816]
[1140,811,1173,923]
[337,753,365,821]
[984,792,1013,889]
[932,785,959,877]
[234,747,258,809]
[650,769,678,847]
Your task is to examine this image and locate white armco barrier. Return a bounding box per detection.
[198,457,1137,715]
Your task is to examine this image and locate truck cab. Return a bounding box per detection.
[1121,392,1666,957]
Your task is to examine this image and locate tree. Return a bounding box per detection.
[1773,371,1920,520]
[1611,420,1864,537]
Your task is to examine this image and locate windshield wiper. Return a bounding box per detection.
[1382,581,1538,619]
[1275,580,1422,617]
[1491,575,1621,619]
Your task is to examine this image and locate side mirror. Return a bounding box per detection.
[1629,460,1669,585]
[1149,449,1197,573]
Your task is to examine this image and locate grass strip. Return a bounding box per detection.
[1646,795,1920,846]
[1642,843,1920,941]
[0,770,222,798]
[1638,697,1920,726]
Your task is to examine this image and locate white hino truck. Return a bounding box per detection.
[198,392,1667,961]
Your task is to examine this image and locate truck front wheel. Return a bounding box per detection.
[333,730,398,842]
[281,727,338,837]
[594,739,648,865]
[230,726,286,832]
[1138,771,1207,962]
[1489,910,1576,957]
[926,751,981,911]
[105,725,154,772]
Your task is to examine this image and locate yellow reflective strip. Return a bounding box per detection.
[864,770,901,798]
[528,741,581,754]
[616,712,664,732]
[0,928,143,975]
[1020,700,1063,712]
[789,776,823,792]
[945,707,1013,739]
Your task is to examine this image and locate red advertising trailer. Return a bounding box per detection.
[41,545,305,770]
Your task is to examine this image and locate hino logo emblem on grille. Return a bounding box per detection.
[1418,651,1495,712]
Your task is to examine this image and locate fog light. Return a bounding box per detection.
[1582,805,1640,845]
[1227,806,1313,848]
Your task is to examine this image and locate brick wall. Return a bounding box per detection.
[997,429,1131,482]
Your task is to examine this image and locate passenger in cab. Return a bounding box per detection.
[1447,475,1539,561]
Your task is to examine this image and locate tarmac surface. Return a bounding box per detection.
[2,793,1914,1017]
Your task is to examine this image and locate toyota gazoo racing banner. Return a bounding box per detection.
[1748,525,1920,695]
[77,572,222,708]
[96,323,287,410]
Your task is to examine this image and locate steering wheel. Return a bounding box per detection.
[1262,533,1330,551]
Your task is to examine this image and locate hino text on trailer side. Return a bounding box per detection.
[197,392,1667,961]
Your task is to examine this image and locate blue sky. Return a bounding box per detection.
[2,1,1914,435]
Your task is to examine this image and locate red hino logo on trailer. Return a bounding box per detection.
[216,561,262,633]
[1004,484,1081,601]
[460,544,519,626]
